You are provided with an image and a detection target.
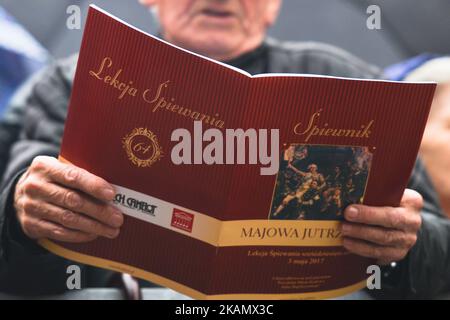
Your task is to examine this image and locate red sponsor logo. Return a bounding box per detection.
[171,209,194,233]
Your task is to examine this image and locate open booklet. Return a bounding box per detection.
[39,5,436,299]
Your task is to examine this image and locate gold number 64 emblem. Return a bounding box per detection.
[123,128,163,167]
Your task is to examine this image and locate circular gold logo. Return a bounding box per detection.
[123,128,163,167]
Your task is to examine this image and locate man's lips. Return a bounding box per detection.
[200,8,235,19]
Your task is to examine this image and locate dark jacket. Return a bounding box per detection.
[0,38,449,298]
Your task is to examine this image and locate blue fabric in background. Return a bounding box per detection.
[383,53,441,81]
[0,6,49,118]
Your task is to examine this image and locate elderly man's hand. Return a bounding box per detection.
[341,189,422,265]
[13,156,124,243]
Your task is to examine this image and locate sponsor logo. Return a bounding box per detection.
[114,193,157,216]
[171,209,194,233]
[123,127,163,167]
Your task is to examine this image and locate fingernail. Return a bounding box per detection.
[111,211,124,227]
[103,188,115,200]
[107,229,120,239]
[346,206,359,219]
[342,238,350,248]
[342,224,351,233]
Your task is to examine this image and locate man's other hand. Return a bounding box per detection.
[13,156,124,243]
[341,189,422,265]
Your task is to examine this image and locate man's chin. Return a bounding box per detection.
[180,34,243,60]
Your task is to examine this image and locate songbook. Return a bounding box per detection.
[39,5,436,299]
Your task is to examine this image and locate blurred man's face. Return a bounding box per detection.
[141,0,281,61]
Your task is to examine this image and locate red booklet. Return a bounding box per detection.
[39,5,436,299]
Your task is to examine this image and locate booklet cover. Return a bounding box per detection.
[39,5,436,299]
